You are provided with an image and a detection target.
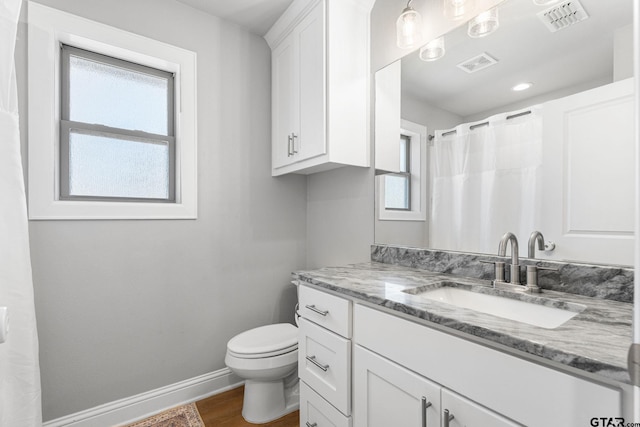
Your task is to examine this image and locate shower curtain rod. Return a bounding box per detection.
[427,110,532,141]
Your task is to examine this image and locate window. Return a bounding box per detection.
[60,45,175,202]
[378,120,427,221]
[28,3,197,219]
[384,135,411,210]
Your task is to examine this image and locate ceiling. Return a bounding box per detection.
[400,0,634,119]
[175,0,294,35]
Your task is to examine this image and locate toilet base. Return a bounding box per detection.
[242,378,299,424]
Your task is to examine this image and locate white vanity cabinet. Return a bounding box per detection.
[298,285,353,426]
[265,0,371,176]
[354,304,622,427]
[354,345,520,427]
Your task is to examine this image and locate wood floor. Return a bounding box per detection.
[195,386,299,427]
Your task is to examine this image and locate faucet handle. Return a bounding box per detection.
[524,265,559,293]
[479,260,506,286]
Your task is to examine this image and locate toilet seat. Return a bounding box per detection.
[227,323,298,359]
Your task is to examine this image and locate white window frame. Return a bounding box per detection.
[28,2,198,219]
[377,119,428,221]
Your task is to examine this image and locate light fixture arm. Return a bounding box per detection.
[403,0,415,13]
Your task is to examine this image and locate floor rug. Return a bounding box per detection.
[122,403,205,427]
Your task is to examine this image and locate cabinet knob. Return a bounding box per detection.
[287,134,293,157]
[305,422,317,427]
[291,133,298,154]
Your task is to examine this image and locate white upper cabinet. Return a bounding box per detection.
[373,60,401,174]
[540,78,635,265]
[265,0,373,176]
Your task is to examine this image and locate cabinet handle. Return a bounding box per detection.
[305,304,329,316]
[306,423,317,427]
[444,409,455,427]
[287,134,293,157]
[306,355,330,371]
[421,397,432,427]
[291,133,298,154]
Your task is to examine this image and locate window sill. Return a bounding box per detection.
[28,199,197,220]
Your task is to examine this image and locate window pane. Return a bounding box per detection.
[68,130,170,199]
[399,136,410,172]
[384,175,409,210]
[69,54,170,135]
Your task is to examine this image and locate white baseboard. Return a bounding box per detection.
[43,368,243,427]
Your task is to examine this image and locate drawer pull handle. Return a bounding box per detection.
[444,409,455,427]
[306,355,330,371]
[421,397,432,427]
[306,423,317,427]
[305,304,329,316]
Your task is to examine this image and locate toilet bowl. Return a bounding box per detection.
[225,323,299,424]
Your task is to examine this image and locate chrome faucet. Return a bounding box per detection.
[498,232,520,285]
[528,231,545,259]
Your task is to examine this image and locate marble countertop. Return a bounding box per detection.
[294,262,633,385]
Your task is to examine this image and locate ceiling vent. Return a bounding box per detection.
[537,0,589,32]
[456,52,499,74]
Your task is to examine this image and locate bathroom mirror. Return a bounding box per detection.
[374,0,635,266]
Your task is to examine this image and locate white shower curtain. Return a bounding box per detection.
[431,107,543,254]
[0,0,43,425]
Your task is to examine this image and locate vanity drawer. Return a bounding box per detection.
[299,318,351,415]
[299,285,352,338]
[300,381,351,427]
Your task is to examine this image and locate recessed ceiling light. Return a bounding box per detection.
[512,82,533,91]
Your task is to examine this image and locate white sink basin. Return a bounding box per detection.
[409,285,585,329]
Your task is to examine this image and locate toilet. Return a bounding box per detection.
[225,323,299,424]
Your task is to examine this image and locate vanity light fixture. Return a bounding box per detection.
[444,0,475,20]
[396,0,424,49]
[419,37,446,61]
[512,82,533,91]
[467,7,499,38]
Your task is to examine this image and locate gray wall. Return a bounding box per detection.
[306,167,374,269]
[17,0,307,421]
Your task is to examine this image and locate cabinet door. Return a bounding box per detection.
[354,345,440,427]
[272,33,296,169]
[295,0,326,162]
[374,60,401,173]
[540,78,634,265]
[441,389,521,427]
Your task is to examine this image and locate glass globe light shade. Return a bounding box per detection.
[468,7,499,38]
[419,37,446,61]
[444,0,475,20]
[396,5,423,49]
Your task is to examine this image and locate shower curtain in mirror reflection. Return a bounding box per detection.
[0,0,43,426]
[431,108,542,254]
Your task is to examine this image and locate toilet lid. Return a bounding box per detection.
[227,323,298,357]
